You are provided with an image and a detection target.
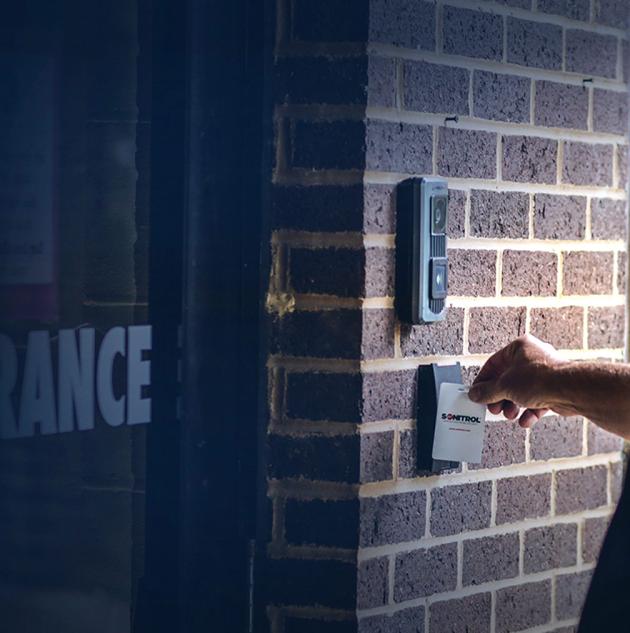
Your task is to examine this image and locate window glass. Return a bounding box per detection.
[0,3,155,631]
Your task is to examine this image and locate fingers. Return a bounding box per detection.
[468,380,508,405]
[518,408,548,428]
[503,401,520,420]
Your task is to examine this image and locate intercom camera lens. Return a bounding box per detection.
[432,196,447,233]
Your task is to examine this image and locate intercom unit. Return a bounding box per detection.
[395,177,448,324]
[417,363,462,473]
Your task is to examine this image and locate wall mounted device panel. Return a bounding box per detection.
[395,177,448,324]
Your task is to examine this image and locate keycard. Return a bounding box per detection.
[432,382,487,464]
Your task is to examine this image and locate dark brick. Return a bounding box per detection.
[360,491,426,546]
[461,365,481,385]
[286,372,362,422]
[268,434,359,482]
[429,593,491,633]
[448,249,496,296]
[496,474,551,524]
[591,199,627,240]
[587,420,624,455]
[556,570,593,620]
[470,421,526,470]
[367,248,395,297]
[358,606,425,633]
[360,431,394,483]
[508,18,562,70]
[364,184,396,234]
[497,0,531,6]
[265,558,357,608]
[619,251,627,293]
[496,581,551,633]
[588,306,625,349]
[593,90,628,135]
[524,524,577,573]
[293,0,368,42]
[358,557,389,609]
[368,56,397,108]
[625,40,630,84]
[290,248,364,296]
[362,309,395,360]
[292,120,365,170]
[503,135,557,184]
[530,307,583,349]
[448,190,466,238]
[538,0,590,20]
[530,416,583,460]
[618,145,628,188]
[473,71,530,123]
[502,251,558,296]
[276,57,367,105]
[611,460,625,503]
[366,120,432,174]
[556,466,608,514]
[593,0,630,28]
[273,310,362,358]
[273,184,364,232]
[534,194,586,240]
[402,61,469,115]
[398,430,417,479]
[535,81,588,129]
[562,142,613,187]
[563,251,613,295]
[437,128,496,179]
[430,482,492,536]
[285,618,355,633]
[470,191,529,238]
[369,0,435,50]
[285,499,359,548]
[401,308,465,356]
[443,6,503,61]
[394,543,457,601]
[468,307,526,354]
[362,370,416,422]
[566,30,618,79]
[583,515,611,563]
[463,533,519,586]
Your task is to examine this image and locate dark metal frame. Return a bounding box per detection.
[142,0,273,631]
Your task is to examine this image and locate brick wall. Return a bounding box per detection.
[263,1,629,631]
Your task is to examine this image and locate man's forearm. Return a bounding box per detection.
[545,362,630,439]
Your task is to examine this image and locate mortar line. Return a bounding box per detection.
[366,106,628,144]
[518,529,525,576]
[356,565,597,618]
[587,86,594,132]
[529,193,535,238]
[364,172,628,197]
[359,454,622,497]
[366,44,630,87]
[490,591,496,633]
[556,140,564,185]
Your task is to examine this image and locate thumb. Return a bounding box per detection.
[468,380,507,404]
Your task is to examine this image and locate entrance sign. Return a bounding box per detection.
[0,325,152,439]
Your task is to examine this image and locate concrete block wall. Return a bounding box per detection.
[264,1,629,631]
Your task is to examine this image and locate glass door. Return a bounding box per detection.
[0,3,183,632]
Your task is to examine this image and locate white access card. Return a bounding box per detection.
[432,382,487,464]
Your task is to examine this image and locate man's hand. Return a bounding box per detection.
[468,334,566,428]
